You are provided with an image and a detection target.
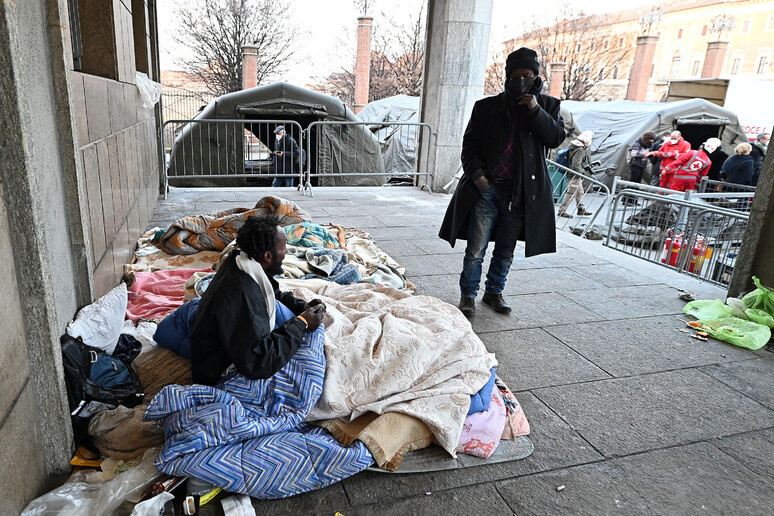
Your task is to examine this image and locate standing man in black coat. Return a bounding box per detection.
[438,47,566,318]
[272,125,300,187]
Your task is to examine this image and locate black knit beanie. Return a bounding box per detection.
[505,47,540,77]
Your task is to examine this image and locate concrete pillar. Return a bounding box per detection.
[242,44,258,90]
[701,40,729,78]
[625,34,659,101]
[354,16,373,113]
[728,149,774,297]
[548,62,566,98]
[418,0,493,191]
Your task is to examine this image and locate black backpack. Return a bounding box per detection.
[60,333,145,418]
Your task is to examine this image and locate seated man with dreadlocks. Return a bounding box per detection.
[190,214,326,386]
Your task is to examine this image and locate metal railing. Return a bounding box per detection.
[300,121,434,196]
[547,159,611,238]
[161,88,216,144]
[604,189,749,287]
[698,176,757,193]
[161,119,304,192]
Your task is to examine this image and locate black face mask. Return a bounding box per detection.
[505,75,543,99]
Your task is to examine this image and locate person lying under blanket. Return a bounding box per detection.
[190,214,327,385]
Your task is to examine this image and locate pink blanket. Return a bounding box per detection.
[126,268,211,323]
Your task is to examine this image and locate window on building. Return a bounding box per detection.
[700,24,709,37]
[651,63,655,77]
[603,39,609,49]
[612,66,619,79]
[598,67,605,80]
[758,56,770,74]
[692,60,701,76]
[618,37,624,47]
[670,53,681,76]
[676,28,684,39]
[767,15,774,31]
[731,57,742,75]
[741,19,752,34]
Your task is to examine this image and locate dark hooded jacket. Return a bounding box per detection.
[438,91,565,257]
[720,154,754,186]
[274,134,300,174]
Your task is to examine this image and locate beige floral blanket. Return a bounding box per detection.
[281,281,497,456]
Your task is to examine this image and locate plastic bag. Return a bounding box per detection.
[683,299,735,320]
[21,448,162,515]
[129,491,174,516]
[741,276,774,317]
[746,308,774,328]
[135,72,162,109]
[691,317,771,351]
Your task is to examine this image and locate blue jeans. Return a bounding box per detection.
[459,186,525,298]
[272,176,295,187]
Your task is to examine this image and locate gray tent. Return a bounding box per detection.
[357,95,420,178]
[558,99,749,187]
[167,82,385,186]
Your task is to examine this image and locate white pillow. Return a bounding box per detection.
[67,283,128,354]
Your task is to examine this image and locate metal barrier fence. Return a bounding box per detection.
[301,121,434,196]
[698,176,757,193]
[161,88,216,145]
[161,119,304,192]
[604,189,749,287]
[611,177,756,215]
[547,159,611,238]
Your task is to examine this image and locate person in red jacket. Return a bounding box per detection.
[652,130,691,188]
[663,139,716,192]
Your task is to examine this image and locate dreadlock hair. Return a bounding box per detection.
[236,215,281,262]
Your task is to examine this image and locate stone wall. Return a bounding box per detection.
[71,70,160,296]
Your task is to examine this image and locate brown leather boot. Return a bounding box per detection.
[482,293,512,314]
[459,296,476,318]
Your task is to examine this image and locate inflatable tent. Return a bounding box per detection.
[167,82,385,186]
[558,99,749,187]
[357,95,421,178]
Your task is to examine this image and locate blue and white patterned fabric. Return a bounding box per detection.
[144,324,373,499]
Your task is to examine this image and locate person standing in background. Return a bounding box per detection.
[750,132,769,186]
[654,130,691,189]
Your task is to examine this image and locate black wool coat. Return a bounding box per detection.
[438,92,566,257]
[274,135,300,174]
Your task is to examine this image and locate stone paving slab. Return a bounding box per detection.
[545,316,756,377]
[496,442,774,516]
[412,238,465,255]
[341,392,603,507]
[533,369,774,457]
[560,284,690,320]
[480,328,611,391]
[395,253,464,277]
[712,427,774,480]
[250,482,349,515]
[510,247,611,270]
[373,239,427,258]
[409,274,460,303]
[700,357,774,410]
[568,263,662,288]
[470,292,603,334]
[364,225,439,241]
[501,267,606,295]
[348,484,514,516]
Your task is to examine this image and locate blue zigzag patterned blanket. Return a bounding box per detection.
[144,324,373,499]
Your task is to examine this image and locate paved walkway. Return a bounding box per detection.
[151,186,774,516]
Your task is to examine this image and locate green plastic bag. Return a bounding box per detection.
[693,317,771,350]
[741,276,774,318]
[683,299,735,320]
[745,308,774,328]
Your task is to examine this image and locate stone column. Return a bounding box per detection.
[241,45,258,90]
[548,62,566,98]
[728,149,774,297]
[354,16,373,114]
[417,0,493,191]
[625,34,659,101]
[701,40,729,78]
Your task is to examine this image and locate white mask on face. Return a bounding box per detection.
[275,134,283,141]
[670,138,679,145]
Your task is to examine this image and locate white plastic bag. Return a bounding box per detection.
[135,72,162,108]
[21,448,162,516]
[67,283,128,354]
[129,491,174,516]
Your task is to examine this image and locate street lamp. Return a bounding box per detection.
[710,14,735,40]
[639,7,663,35]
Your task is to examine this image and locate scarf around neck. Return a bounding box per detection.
[235,250,276,329]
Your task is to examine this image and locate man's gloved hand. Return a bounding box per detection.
[474,176,490,193]
[299,303,325,332]
[304,298,326,311]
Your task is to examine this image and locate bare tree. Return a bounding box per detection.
[316,5,425,107]
[508,3,632,100]
[173,0,297,95]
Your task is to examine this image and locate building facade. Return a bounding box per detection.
[0,1,161,512]
[505,0,774,102]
